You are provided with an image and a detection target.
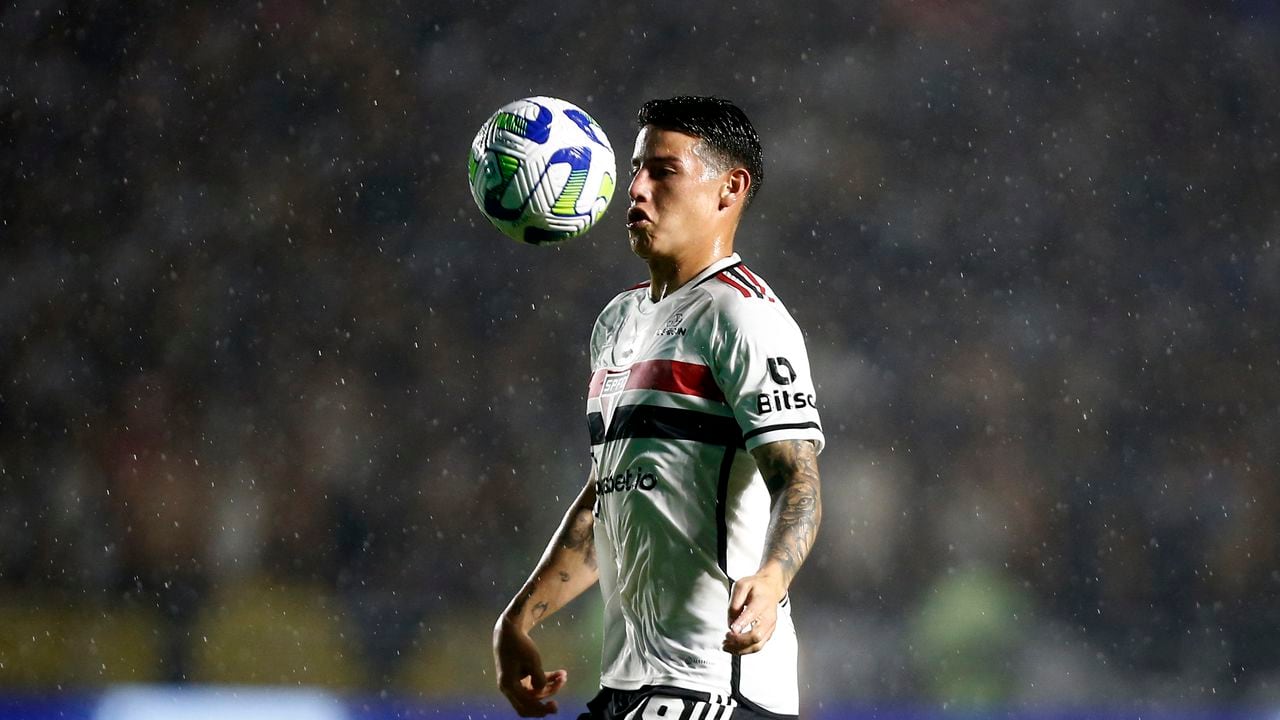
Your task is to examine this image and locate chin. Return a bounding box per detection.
[629,232,654,259]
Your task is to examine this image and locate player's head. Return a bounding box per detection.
[635,96,764,206]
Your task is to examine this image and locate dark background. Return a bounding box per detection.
[2,0,1279,711]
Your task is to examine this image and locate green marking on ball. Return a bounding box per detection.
[494,112,528,137]
[594,172,615,221]
[551,168,589,216]
[496,153,521,183]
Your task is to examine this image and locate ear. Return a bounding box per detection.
[719,168,751,210]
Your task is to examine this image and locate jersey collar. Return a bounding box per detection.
[688,253,742,288]
[643,253,743,306]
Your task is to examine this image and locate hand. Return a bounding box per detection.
[723,570,786,655]
[493,617,568,717]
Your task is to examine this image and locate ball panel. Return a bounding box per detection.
[482,151,530,222]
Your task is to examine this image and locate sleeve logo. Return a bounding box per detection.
[759,357,814,414]
[768,356,797,385]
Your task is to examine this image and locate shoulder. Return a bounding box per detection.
[697,261,780,305]
[589,281,649,353]
[694,262,797,333]
[595,281,650,320]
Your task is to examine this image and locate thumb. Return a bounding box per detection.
[728,578,753,622]
[529,665,547,691]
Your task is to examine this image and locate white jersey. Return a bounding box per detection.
[586,254,824,717]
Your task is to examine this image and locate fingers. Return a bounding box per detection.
[505,692,558,718]
[724,578,778,655]
[495,623,567,716]
[729,600,757,635]
[727,577,764,635]
[538,669,568,698]
[727,578,752,621]
[528,665,546,692]
[730,612,758,637]
[501,670,567,717]
[723,610,775,655]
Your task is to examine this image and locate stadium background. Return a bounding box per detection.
[2,0,1278,717]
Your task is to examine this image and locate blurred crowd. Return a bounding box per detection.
[2,0,1278,709]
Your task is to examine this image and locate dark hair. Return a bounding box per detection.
[637,96,764,205]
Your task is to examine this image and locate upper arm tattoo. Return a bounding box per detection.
[556,479,597,570]
[752,439,822,584]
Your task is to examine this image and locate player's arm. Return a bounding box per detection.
[493,472,599,717]
[723,439,822,655]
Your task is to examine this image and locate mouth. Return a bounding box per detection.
[626,207,651,229]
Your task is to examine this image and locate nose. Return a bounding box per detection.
[628,169,648,203]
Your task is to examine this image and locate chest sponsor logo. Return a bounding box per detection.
[599,368,630,431]
[596,467,659,496]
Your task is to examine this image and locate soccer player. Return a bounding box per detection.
[493,96,824,720]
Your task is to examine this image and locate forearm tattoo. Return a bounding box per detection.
[510,489,597,625]
[501,481,596,627]
[756,439,823,585]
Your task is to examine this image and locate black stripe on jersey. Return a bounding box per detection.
[741,421,822,444]
[730,657,742,712]
[715,446,735,574]
[725,266,765,299]
[693,260,743,288]
[588,412,606,445]
[593,405,745,448]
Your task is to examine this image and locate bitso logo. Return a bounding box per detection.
[756,389,816,414]
[759,357,814,413]
[768,356,797,385]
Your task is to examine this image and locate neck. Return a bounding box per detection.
[647,243,733,302]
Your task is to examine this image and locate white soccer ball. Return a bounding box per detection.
[467,96,617,245]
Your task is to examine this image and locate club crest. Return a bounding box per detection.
[599,368,631,431]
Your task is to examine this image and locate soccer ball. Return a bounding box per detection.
[467,96,617,245]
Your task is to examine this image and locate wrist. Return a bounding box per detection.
[754,562,790,592]
[500,583,551,633]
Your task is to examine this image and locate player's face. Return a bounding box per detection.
[626,126,727,261]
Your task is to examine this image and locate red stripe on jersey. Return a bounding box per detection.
[628,359,724,401]
[588,360,724,401]
[737,265,776,303]
[628,280,652,291]
[715,272,752,297]
[588,369,607,398]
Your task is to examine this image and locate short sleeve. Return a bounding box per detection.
[709,298,825,454]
